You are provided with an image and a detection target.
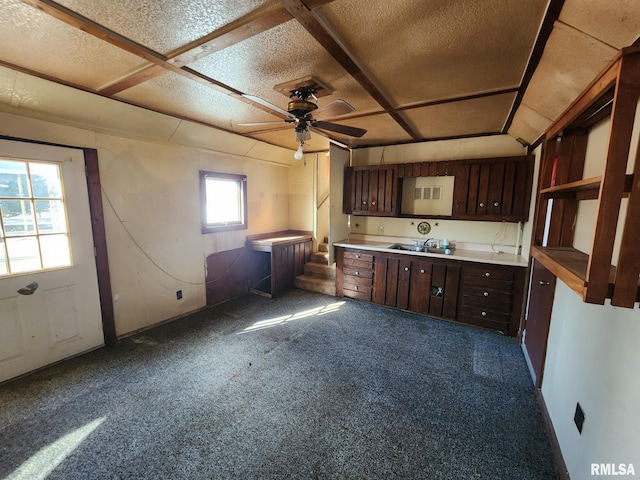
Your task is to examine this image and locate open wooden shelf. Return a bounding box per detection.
[540,175,634,199]
[531,47,640,307]
[531,246,639,302]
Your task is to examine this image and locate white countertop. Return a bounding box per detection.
[333,235,528,267]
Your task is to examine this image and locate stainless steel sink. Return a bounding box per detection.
[388,243,453,255]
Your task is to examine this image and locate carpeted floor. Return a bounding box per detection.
[0,289,558,479]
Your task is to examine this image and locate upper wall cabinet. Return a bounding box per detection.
[531,46,640,308]
[344,165,402,216]
[344,155,534,222]
[452,156,534,222]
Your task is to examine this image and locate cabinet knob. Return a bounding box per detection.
[493,201,500,207]
[420,269,425,274]
[483,291,489,297]
[355,254,360,258]
[362,201,367,205]
[479,202,485,207]
[539,280,550,286]
[371,201,376,206]
[355,286,359,290]
[484,272,491,277]
[481,311,487,317]
[404,267,409,272]
[355,271,359,275]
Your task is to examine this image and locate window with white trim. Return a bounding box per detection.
[200,171,248,233]
[0,158,72,276]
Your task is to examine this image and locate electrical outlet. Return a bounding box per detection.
[176,290,183,300]
[574,402,585,434]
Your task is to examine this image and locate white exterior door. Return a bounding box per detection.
[0,139,103,383]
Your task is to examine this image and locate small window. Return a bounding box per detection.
[0,158,72,276]
[200,171,247,234]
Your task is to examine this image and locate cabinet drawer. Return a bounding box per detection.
[343,266,374,279]
[464,266,514,282]
[461,294,512,313]
[462,284,512,303]
[460,305,511,322]
[343,281,372,301]
[344,250,373,262]
[343,274,373,287]
[459,306,511,324]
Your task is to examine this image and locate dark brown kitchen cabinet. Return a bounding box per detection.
[336,248,375,301]
[372,253,460,320]
[452,155,534,222]
[458,262,526,336]
[246,231,313,298]
[336,247,525,336]
[344,165,401,216]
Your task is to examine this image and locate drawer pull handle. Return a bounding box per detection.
[483,291,489,297]
[484,272,491,277]
[481,311,487,317]
[420,269,425,274]
[404,267,409,272]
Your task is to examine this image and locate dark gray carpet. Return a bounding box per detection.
[0,289,558,479]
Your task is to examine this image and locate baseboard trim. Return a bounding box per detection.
[534,388,570,480]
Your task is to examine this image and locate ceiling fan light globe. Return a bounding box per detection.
[294,144,304,160]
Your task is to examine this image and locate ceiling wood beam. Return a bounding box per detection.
[502,0,565,134]
[278,0,422,142]
[166,1,293,67]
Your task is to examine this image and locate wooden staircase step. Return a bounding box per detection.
[310,251,330,265]
[304,262,335,279]
[318,242,329,252]
[295,274,336,296]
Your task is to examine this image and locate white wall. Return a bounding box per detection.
[349,135,532,251]
[542,283,640,478]
[0,111,292,337]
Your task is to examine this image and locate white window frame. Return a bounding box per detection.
[199,171,248,234]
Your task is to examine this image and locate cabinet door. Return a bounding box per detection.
[452,156,534,221]
[345,165,400,216]
[373,254,459,320]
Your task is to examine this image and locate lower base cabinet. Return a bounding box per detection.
[336,247,525,336]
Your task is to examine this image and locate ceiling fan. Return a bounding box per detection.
[240,86,367,158]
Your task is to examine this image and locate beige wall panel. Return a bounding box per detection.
[559,0,640,49]
[0,0,147,90]
[404,93,516,140]
[55,0,266,55]
[352,135,524,165]
[6,71,182,142]
[520,22,617,124]
[508,104,553,145]
[318,0,548,105]
[190,20,381,118]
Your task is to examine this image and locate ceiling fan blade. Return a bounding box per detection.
[313,120,367,138]
[242,94,291,118]
[313,99,356,120]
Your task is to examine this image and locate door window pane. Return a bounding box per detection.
[6,236,41,273]
[35,200,67,234]
[30,162,63,198]
[0,160,31,198]
[1,200,35,236]
[40,234,71,269]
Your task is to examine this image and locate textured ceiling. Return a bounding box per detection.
[0,0,638,153]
